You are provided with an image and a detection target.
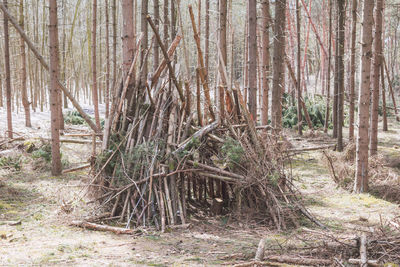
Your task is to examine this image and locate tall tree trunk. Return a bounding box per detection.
[349,0,358,141]
[354,0,375,193]
[296,0,303,135]
[3,0,13,138]
[381,64,388,131]
[205,0,209,79]
[92,0,101,129]
[261,0,271,125]
[336,0,345,151]
[369,0,384,156]
[153,0,160,72]
[19,0,31,127]
[122,0,135,100]
[49,0,62,175]
[218,0,227,120]
[332,14,339,139]
[112,0,117,97]
[105,0,110,119]
[324,0,333,133]
[271,0,287,130]
[141,0,149,86]
[247,0,257,120]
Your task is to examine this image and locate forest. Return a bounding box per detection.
[0,0,400,265]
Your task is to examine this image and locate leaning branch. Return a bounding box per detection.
[0,3,100,133]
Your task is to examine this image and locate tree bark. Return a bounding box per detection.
[349,0,358,141]
[261,0,271,126]
[324,0,333,134]
[92,0,101,129]
[19,0,31,127]
[49,0,62,175]
[296,0,303,135]
[218,0,227,121]
[354,0,375,193]
[381,64,388,131]
[247,0,257,120]
[153,0,160,72]
[3,0,13,138]
[271,0,287,130]
[370,0,384,156]
[336,0,345,151]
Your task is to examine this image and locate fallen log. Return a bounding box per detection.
[70,221,137,235]
[265,255,332,266]
[286,144,336,153]
[62,163,91,174]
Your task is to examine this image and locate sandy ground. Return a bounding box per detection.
[0,107,400,266]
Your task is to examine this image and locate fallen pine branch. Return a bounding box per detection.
[62,163,91,174]
[70,221,138,235]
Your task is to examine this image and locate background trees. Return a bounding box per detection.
[0,0,398,193]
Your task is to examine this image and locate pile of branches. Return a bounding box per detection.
[88,14,315,232]
[251,217,400,265]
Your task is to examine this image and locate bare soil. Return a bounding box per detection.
[1,107,399,266]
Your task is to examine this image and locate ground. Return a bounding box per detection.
[0,107,399,266]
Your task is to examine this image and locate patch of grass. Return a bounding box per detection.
[0,156,22,171]
[184,257,204,263]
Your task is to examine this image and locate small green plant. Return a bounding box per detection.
[64,111,85,125]
[32,143,52,162]
[221,137,244,168]
[0,156,22,171]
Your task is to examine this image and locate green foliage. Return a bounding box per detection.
[177,137,200,159]
[282,95,331,129]
[32,143,52,162]
[64,110,105,129]
[64,111,85,125]
[0,156,22,171]
[221,137,244,168]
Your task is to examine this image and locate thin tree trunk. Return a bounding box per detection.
[247,0,257,120]
[296,0,303,135]
[92,0,101,129]
[261,0,271,125]
[19,0,31,127]
[153,0,160,72]
[49,0,62,175]
[218,0,227,121]
[3,0,12,138]
[271,0,287,130]
[324,0,332,133]
[381,63,388,131]
[141,0,149,86]
[369,0,384,156]
[354,0,375,193]
[349,0,358,141]
[337,0,345,151]
[105,0,110,119]
[122,0,135,102]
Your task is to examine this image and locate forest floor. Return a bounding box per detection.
[0,107,400,266]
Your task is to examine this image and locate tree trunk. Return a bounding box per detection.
[354,0,375,193]
[218,0,227,121]
[324,0,333,133]
[369,0,384,156]
[3,0,13,138]
[105,0,110,119]
[92,0,101,129]
[141,0,149,86]
[261,0,271,126]
[349,0,358,141]
[49,0,62,175]
[19,0,31,127]
[247,0,257,121]
[381,64,388,131]
[271,0,287,130]
[153,0,160,72]
[122,0,135,102]
[336,0,345,152]
[296,0,302,135]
